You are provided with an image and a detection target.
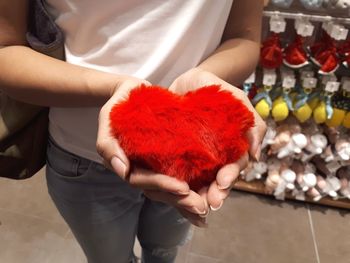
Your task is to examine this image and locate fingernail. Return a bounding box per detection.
[210,200,223,211]
[218,176,232,190]
[184,206,207,215]
[254,144,261,162]
[171,189,190,195]
[111,157,127,178]
[199,209,210,218]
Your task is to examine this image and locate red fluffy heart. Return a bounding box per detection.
[110,85,254,191]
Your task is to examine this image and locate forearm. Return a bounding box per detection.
[0,45,125,107]
[197,38,260,87]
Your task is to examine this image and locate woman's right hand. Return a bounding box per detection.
[131,168,209,227]
[96,77,209,227]
[96,77,149,176]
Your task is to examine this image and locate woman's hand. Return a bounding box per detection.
[96,77,209,227]
[169,68,267,210]
[96,77,150,176]
[133,169,209,227]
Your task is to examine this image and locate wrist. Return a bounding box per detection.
[170,67,223,95]
[178,67,216,84]
[183,67,214,80]
[84,69,126,105]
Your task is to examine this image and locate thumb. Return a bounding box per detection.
[97,136,130,179]
[247,112,267,161]
[97,100,130,179]
[96,78,150,178]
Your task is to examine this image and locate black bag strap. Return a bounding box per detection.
[26,0,65,60]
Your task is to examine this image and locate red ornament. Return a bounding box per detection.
[316,48,339,73]
[110,85,254,191]
[338,39,350,68]
[309,32,332,57]
[309,31,339,74]
[283,35,309,68]
[260,33,283,69]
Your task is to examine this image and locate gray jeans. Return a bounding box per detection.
[46,137,191,263]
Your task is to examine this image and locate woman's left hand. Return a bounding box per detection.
[169,68,267,211]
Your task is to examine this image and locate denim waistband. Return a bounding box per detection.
[47,135,93,169]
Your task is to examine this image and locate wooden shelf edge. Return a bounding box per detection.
[232,179,350,210]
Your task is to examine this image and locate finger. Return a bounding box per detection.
[168,79,180,93]
[235,93,267,162]
[208,154,249,210]
[129,168,190,195]
[102,159,114,172]
[143,189,208,215]
[177,208,208,228]
[216,153,249,190]
[246,112,267,161]
[96,106,130,178]
[197,187,210,218]
[96,79,151,178]
[220,85,267,162]
[112,79,151,101]
[208,180,230,211]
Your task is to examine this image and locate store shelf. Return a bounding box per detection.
[263,10,350,24]
[232,179,350,210]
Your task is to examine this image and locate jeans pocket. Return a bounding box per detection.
[46,137,93,180]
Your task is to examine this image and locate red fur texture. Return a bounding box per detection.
[110,85,254,191]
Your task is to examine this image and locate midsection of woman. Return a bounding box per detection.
[45,0,233,163]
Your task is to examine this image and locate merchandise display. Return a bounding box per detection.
[236,1,350,209]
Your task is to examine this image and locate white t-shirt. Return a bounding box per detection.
[46,0,233,163]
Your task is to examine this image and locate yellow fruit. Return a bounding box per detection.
[255,99,270,119]
[309,97,319,110]
[342,112,350,128]
[325,108,346,127]
[313,101,327,124]
[272,97,289,122]
[293,103,312,123]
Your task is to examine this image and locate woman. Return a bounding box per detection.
[0,0,266,262]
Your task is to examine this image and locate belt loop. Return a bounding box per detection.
[71,158,80,176]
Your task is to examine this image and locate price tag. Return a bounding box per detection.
[283,77,296,88]
[270,16,286,33]
[281,69,294,79]
[300,70,314,80]
[322,21,333,33]
[321,75,337,85]
[263,69,276,86]
[245,72,256,84]
[303,77,317,88]
[329,24,348,40]
[325,81,340,92]
[295,19,314,37]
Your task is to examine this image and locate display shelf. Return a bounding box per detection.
[238,3,350,211]
[265,0,350,19]
[264,10,350,24]
[232,179,350,210]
